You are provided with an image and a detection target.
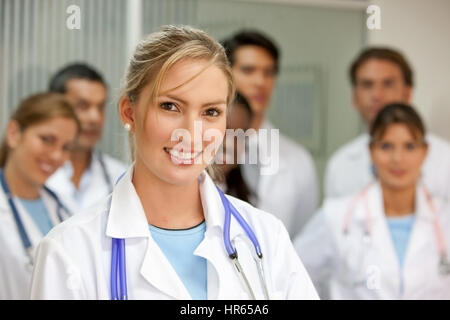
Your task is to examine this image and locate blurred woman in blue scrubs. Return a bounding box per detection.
[0,92,80,299]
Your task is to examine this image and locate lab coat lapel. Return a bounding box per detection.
[195,172,263,299]
[11,195,43,249]
[402,185,437,296]
[105,167,149,239]
[105,167,191,299]
[0,185,55,248]
[366,182,402,297]
[39,190,64,226]
[140,235,192,300]
[194,171,237,299]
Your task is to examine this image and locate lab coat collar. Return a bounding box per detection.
[360,180,434,224]
[105,166,244,299]
[59,149,100,180]
[105,166,150,239]
[348,133,370,159]
[105,166,242,239]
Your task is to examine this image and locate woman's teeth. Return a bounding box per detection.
[164,147,200,160]
[39,162,54,174]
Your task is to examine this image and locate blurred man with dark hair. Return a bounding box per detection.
[47,63,127,213]
[222,30,319,238]
[324,47,450,199]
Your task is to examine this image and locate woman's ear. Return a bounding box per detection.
[119,96,135,132]
[5,120,22,149]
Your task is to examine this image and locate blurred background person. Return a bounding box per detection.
[217,92,256,205]
[0,93,80,299]
[46,63,127,213]
[222,30,319,239]
[296,103,450,299]
[324,47,450,200]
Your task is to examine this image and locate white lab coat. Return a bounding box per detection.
[0,186,70,299]
[295,181,450,299]
[30,166,319,300]
[324,133,450,199]
[46,151,127,214]
[241,120,319,239]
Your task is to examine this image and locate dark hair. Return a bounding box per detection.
[0,93,81,167]
[49,63,106,93]
[225,167,256,205]
[221,30,280,74]
[222,92,255,205]
[229,92,253,120]
[369,103,426,146]
[350,47,413,87]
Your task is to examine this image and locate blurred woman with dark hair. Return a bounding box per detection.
[295,103,450,300]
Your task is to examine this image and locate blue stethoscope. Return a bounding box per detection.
[0,170,70,268]
[110,186,270,300]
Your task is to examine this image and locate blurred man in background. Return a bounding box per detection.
[222,30,319,238]
[47,63,127,213]
[324,47,450,199]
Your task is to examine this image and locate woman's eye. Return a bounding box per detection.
[405,142,417,150]
[379,142,392,150]
[204,108,221,117]
[160,102,178,112]
[40,135,55,144]
[63,143,74,152]
[75,102,89,111]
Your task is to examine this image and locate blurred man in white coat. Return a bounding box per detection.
[324,47,450,200]
[47,64,127,213]
[222,31,319,238]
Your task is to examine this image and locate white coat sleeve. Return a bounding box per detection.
[271,219,319,300]
[30,237,86,299]
[293,209,335,299]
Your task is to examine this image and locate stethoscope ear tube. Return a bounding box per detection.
[118,238,128,300]
[216,186,269,299]
[111,238,128,300]
[217,186,237,257]
[110,238,119,300]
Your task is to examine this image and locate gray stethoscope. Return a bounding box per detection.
[0,170,70,268]
[110,185,270,300]
[342,182,450,285]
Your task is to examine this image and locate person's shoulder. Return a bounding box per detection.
[44,197,110,245]
[278,132,310,156]
[46,162,71,187]
[330,134,368,162]
[278,132,315,169]
[102,153,128,170]
[320,191,359,224]
[427,133,450,150]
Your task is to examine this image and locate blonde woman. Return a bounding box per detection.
[30,26,318,300]
[0,92,80,299]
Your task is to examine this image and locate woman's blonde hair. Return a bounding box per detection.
[0,92,81,167]
[119,25,235,177]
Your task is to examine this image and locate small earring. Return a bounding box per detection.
[124,123,131,131]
